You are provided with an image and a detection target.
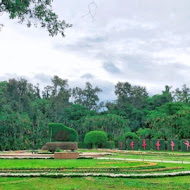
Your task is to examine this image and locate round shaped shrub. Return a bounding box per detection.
[84,131,108,148]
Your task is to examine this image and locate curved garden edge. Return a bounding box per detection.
[0,171,190,178]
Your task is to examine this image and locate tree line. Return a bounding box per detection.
[0,75,190,150]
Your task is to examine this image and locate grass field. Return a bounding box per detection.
[0,176,190,190]
[78,149,190,162]
[0,150,190,189]
[0,159,145,169]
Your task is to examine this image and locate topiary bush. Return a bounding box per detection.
[42,142,78,153]
[118,140,126,150]
[139,139,150,151]
[151,140,165,151]
[126,139,139,150]
[181,139,190,152]
[167,140,179,151]
[48,123,78,142]
[84,131,108,148]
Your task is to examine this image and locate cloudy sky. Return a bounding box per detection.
[1,0,190,101]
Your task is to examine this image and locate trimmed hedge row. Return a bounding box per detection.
[118,139,190,152]
[78,141,114,149]
[42,142,78,152]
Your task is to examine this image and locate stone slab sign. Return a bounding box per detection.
[54,152,79,159]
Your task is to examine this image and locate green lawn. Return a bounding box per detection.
[0,159,146,169]
[106,153,190,162]
[77,149,190,162]
[0,158,189,174]
[0,150,190,189]
[0,176,190,190]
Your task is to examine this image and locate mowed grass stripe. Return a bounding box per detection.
[0,159,145,169]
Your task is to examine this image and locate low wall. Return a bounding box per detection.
[54,152,79,159]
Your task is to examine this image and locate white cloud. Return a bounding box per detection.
[1,0,190,101]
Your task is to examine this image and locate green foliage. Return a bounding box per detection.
[82,114,128,141]
[0,77,190,152]
[147,102,190,140]
[78,142,87,149]
[137,128,152,139]
[48,123,78,142]
[72,82,102,110]
[55,148,62,152]
[0,0,71,37]
[44,76,71,122]
[84,131,108,148]
[125,132,139,140]
[146,86,172,111]
[103,141,115,149]
[61,104,96,141]
[115,82,148,109]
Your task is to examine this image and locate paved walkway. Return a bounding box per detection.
[97,157,190,164]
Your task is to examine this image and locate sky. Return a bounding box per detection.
[1,0,190,101]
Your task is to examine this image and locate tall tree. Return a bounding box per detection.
[0,0,71,37]
[115,82,148,109]
[72,82,102,111]
[43,75,71,122]
[82,114,129,141]
[173,84,190,103]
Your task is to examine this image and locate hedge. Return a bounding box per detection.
[103,141,115,149]
[48,123,78,142]
[78,142,86,149]
[139,139,150,151]
[42,142,78,152]
[152,140,165,151]
[167,140,179,151]
[181,139,190,152]
[126,139,139,150]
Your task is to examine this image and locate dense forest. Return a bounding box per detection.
[0,75,190,150]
